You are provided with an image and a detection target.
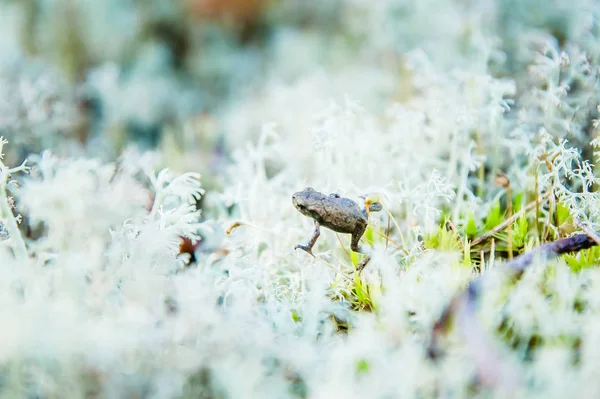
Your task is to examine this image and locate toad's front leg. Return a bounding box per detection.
[295,220,321,257]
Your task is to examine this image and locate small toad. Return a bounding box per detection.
[292,187,382,257]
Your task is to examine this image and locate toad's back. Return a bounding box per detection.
[292,188,368,234]
[314,196,366,233]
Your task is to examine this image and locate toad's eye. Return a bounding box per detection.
[297,204,306,211]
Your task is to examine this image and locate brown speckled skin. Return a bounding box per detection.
[292,188,367,233]
[292,187,378,253]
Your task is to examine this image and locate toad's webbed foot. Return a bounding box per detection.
[356,256,371,272]
[294,244,315,257]
[295,220,321,257]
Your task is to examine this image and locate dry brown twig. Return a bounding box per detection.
[470,191,552,248]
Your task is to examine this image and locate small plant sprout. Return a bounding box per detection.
[0,137,30,261]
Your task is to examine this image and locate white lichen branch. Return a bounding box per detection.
[0,137,30,261]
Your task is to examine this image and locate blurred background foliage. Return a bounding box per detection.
[3,0,598,178]
[2,0,599,241]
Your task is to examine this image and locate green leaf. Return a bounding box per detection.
[555,202,572,226]
[423,227,460,252]
[364,225,375,245]
[291,309,302,323]
[564,247,600,272]
[485,200,503,230]
[513,192,525,212]
[465,212,478,238]
[463,240,472,267]
[511,214,528,249]
[356,359,369,374]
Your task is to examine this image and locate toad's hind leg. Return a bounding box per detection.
[350,225,367,253]
[351,225,372,272]
[295,220,321,257]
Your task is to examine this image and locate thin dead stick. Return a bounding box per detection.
[470,191,552,247]
[495,172,513,259]
[489,237,496,270]
[502,232,596,275]
[385,215,391,250]
[335,233,352,261]
[372,229,409,254]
